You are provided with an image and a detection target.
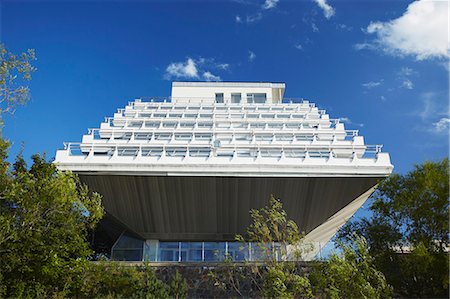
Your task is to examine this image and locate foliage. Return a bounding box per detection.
[337,158,449,297]
[0,44,36,130]
[0,140,104,298]
[310,235,392,299]
[79,262,188,298]
[168,269,188,299]
[210,195,314,298]
[235,194,308,262]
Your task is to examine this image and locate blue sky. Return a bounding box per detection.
[1,0,448,173]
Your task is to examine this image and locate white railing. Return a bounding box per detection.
[62,142,382,159]
[131,97,317,107]
[85,128,358,142]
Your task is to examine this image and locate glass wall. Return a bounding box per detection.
[111,236,288,262]
[111,234,144,261]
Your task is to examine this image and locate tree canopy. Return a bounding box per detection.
[0,140,104,297]
[0,44,36,131]
[337,158,449,297]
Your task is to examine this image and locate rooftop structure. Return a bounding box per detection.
[55,82,393,262]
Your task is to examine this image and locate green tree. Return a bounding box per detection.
[310,235,392,299]
[79,262,178,299]
[0,141,104,298]
[337,158,449,297]
[212,195,314,298]
[0,44,36,131]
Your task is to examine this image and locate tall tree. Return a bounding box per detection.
[337,158,449,297]
[310,235,392,299]
[0,44,36,132]
[0,142,104,298]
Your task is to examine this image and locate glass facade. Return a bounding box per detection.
[111,234,287,262]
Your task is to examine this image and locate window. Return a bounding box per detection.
[215,93,224,103]
[250,123,266,128]
[235,134,251,141]
[165,148,187,157]
[189,148,211,157]
[135,133,152,140]
[247,93,267,104]
[195,133,213,141]
[197,122,213,128]
[163,122,177,128]
[231,93,241,104]
[117,147,139,156]
[180,122,195,128]
[141,147,163,157]
[255,134,273,141]
[174,134,192,141]
[145,122,160,128]
[155,133,172,140]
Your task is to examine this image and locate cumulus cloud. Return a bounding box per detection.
[216,63,230,70]
[336,23,352,31]
[433,118,450,133]
[165,57,226,81]
[414,91,449,133]
[262,0,279,9]
[338,117,351,123]
[165,58,198,79]
[362,80,383,89]
[399,67,415,76]
[311,23,319,32]
[203,71,221,82]
[401,79,414,90]
[339,117,364,127]
[248,50,256,61]
[246,13,263,23]
[397,67,417,89]
[235,15,243,23]
[353,43,377,51]
[313,0,335,19]
[295,44,303,50]
[358,0,449,60]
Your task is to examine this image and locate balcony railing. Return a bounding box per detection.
[131,97,317,107]
[62,142,382,160]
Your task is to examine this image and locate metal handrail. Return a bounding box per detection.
[62,142,383,158]
[132,96,318,107]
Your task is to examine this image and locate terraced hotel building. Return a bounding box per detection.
[54,82,393,262]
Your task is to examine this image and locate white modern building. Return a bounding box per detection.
[55,82,393,262]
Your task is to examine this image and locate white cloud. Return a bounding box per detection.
[433,118,450,133]
[361,0,449,60]
[311,23,319,32]
[399,67,415,76]
[339,117,351,123]
[203,71,221,82]
[295,44,303,50]
[248,50,256,61]
[262,0,279,10]
[216,63,230,70]
[235,15,243,23]
[362,80,383,89]
[246,13,263,23]
[337,23,352,31]
[165,57,228,81]
[354,43,377,51]
[397,67,416,89]
[313,0,335,19]
[339,117,364,127]
[414,91,449,134]
[401,79,414,90]
[380,95,387,102]
[165,58,198,79]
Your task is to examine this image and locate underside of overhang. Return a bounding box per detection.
[79,175,383,242]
